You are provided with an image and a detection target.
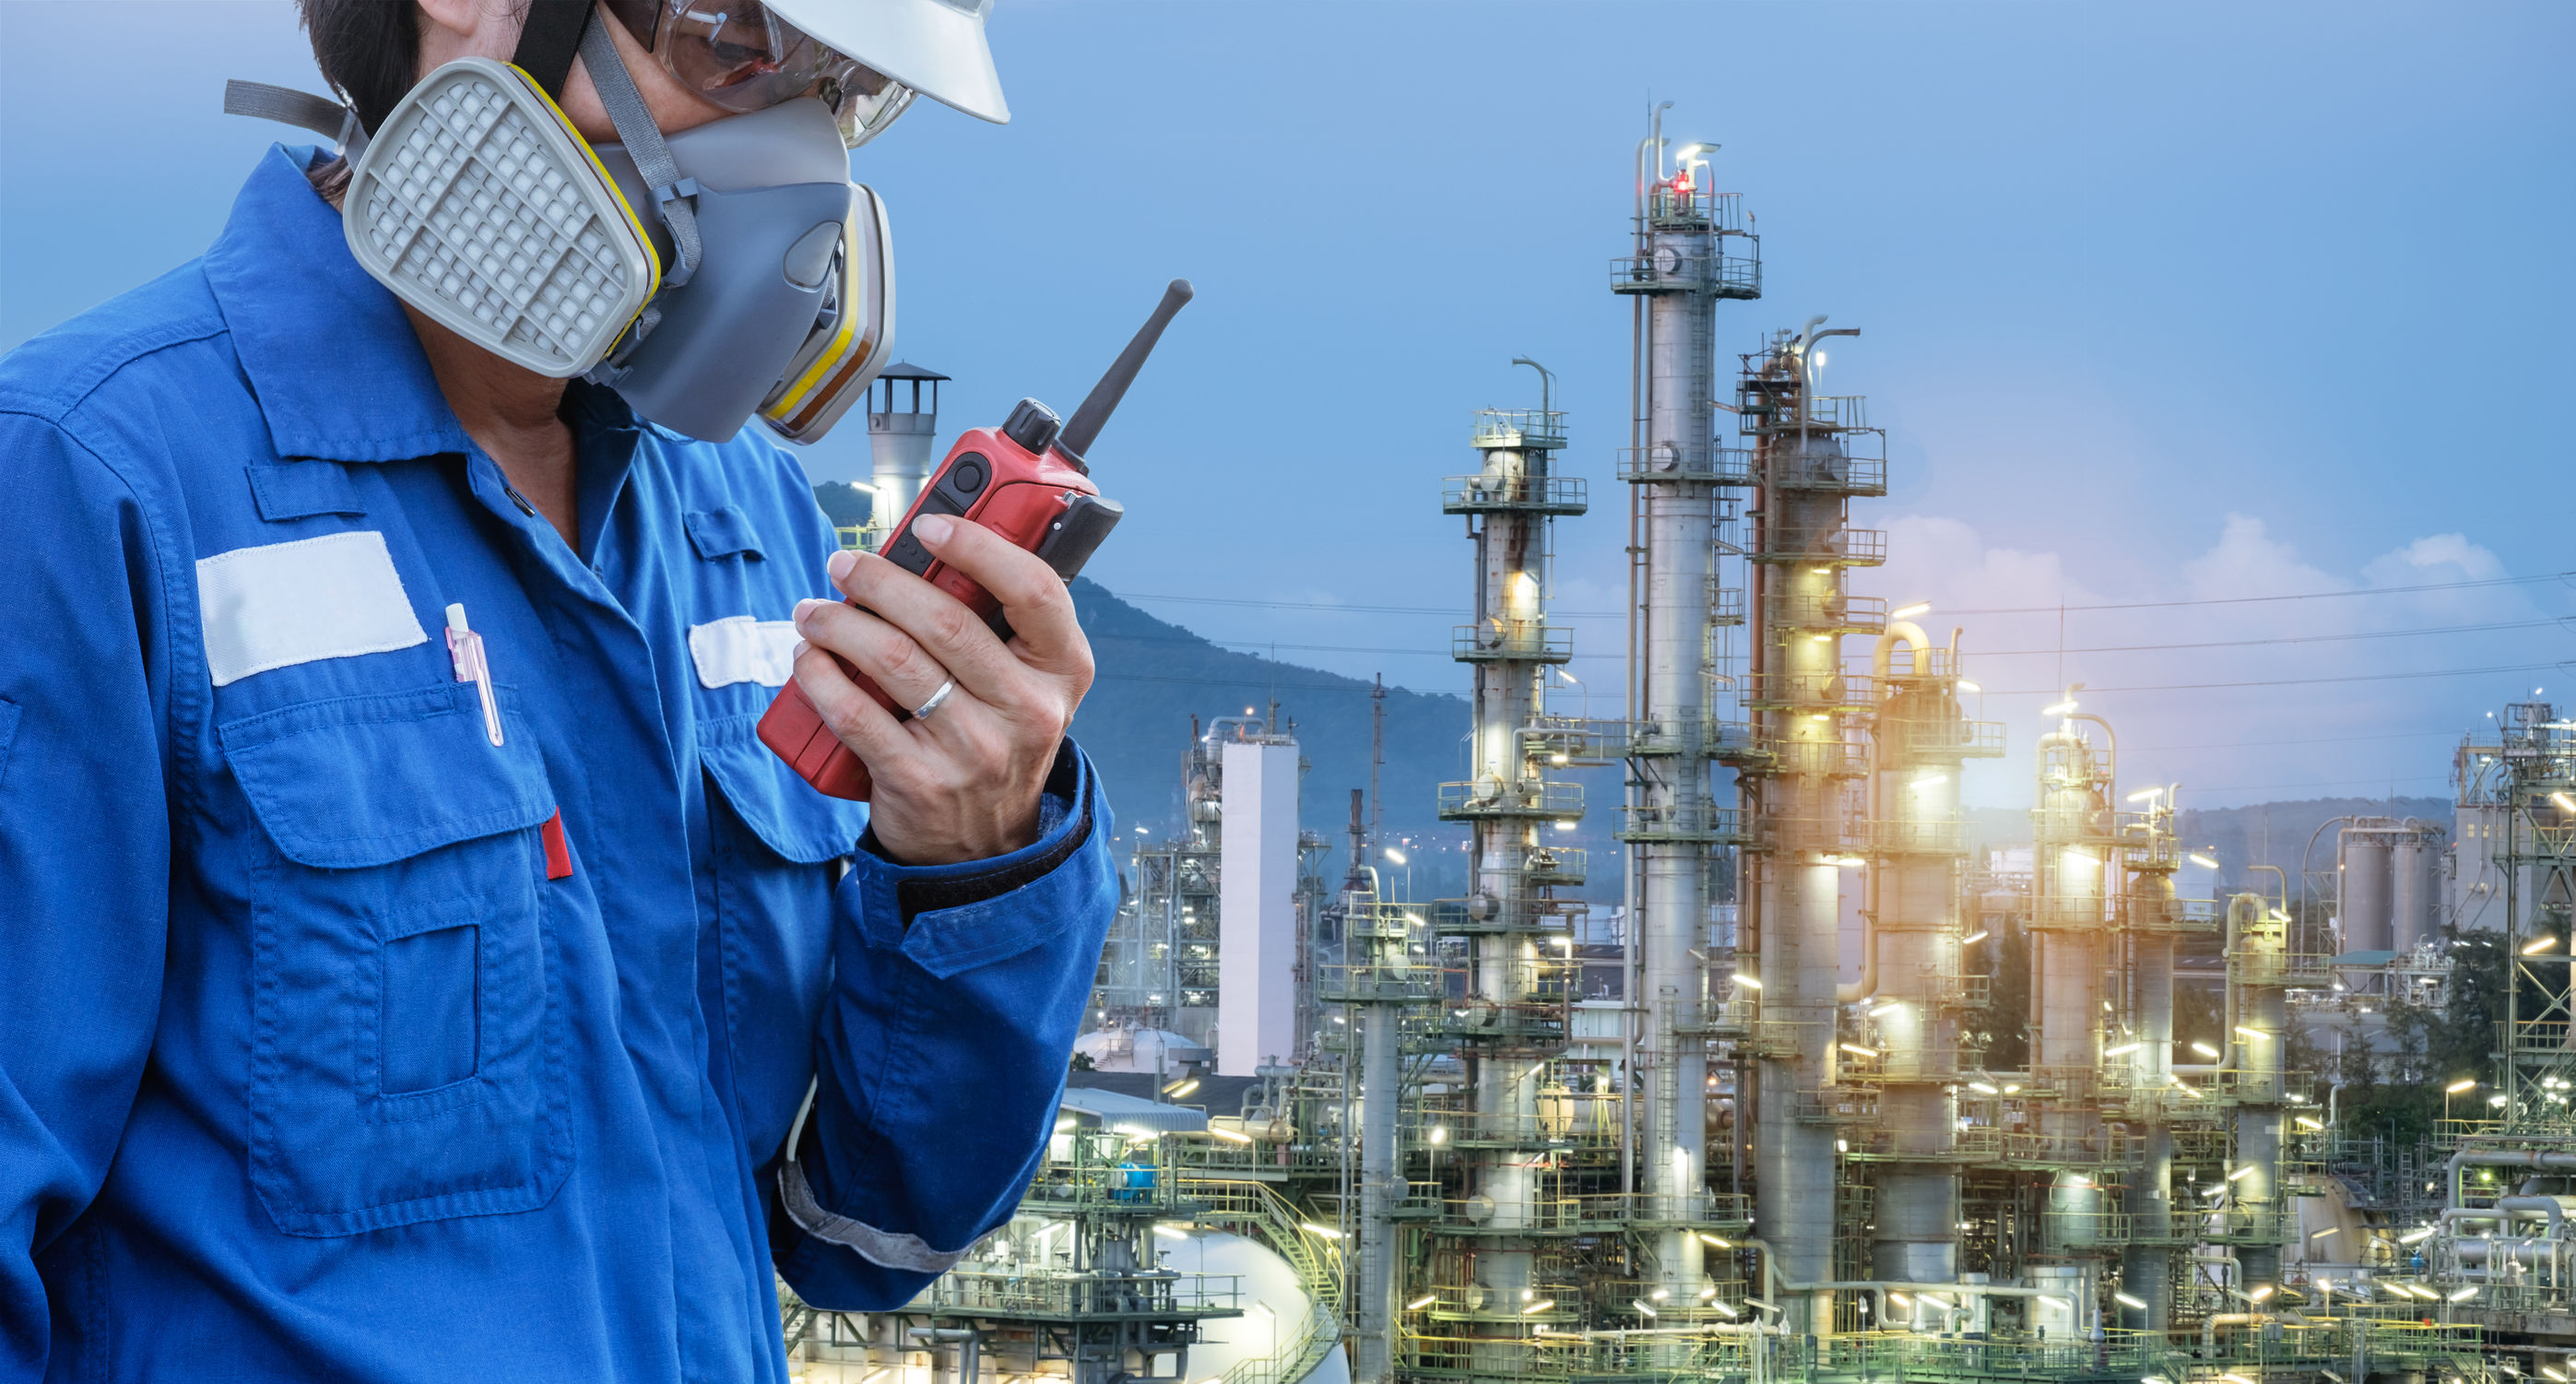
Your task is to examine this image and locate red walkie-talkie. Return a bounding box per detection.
[760,279,1193,800]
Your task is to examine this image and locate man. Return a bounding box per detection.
[0,1,1116,1378]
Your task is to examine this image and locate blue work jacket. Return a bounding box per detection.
[0,146,1117,1382]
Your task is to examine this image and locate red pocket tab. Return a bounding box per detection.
[540,810,573,881]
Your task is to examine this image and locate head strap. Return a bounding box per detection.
[513,0,593,101]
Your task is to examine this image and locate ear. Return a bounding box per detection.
[413,0,525,80]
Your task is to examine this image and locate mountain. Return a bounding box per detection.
[2175,796,2452,893]
[1068,578,1473,892]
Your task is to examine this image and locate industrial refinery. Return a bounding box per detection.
[785,109,2574,1384]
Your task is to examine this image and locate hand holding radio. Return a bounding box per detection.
[762,279,1193,862]
[788,515,1092,865]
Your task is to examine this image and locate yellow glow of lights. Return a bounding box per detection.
[2042,699,2079,716]
[2296,1116,2326,1130]
[2252,1285,2278,1303]
[1164,1079,1200,1099]
[1153,1224,1189,1240]
[2192,1041,2221,1059]
[2227,1165,2257,1182]
[2175,1082,2204,1098]
[1428,1126,1448,1144]
[1384,847,1407,866]
[1914,774,1949,788]
[1892,601,1932,620]
[2125,787,2162,803]
[1957,680,1981,693]
[1889,1291,1912,1307]
[2449,1285,2478,1303]
[1554,820,1577,832]
[1735,975,1762,990]
[1206,1126,1253,1144]
[1839,1044,1880,1059]
[2447,1079,2477,1094]
[1811,633,1834,644]
[2106,1041,2143,1057]
[1969,1082,2000,1094]
[2235,1026,2268,1042]
[2188,852,2219,869]
[1697,1232,1731,1249]
[2555,791,2576,814]
[2400,1226,2436,1244]
[1631,1300,1659,1319]
[1959,929,1990,945]
[2114,1292,2148,1311]
[1300,1222,1343,1239]
[1871,1002,1905,1018]
[1521,1300,1555,1315]
[1708,1299,1738,1318]
[2526,935,2559,954]
[2311,1226,2341,1239]
[1408,1295,1438,1311]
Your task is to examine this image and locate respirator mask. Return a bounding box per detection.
[226,0,900,443]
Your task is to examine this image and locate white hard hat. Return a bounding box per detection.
[769,0,1009,125]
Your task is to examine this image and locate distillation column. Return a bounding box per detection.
[1613,127,1761,1305]
[1434,403,1586,1369]
[1333,784,1408,1384]
[1739,323,1875,1334]
[2228,892,2288,1294]
[1863,621,1997,1286]
[2030,708,2116,1325]
[2117,825,2180,1330]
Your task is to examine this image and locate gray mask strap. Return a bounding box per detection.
[577,22,703,289]
[222,79,370,163]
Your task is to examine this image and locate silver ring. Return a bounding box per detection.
[910,678,957,721]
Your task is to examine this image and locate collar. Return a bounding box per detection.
[201,145,477,464]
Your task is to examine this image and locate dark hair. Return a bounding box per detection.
[294,1,420,200]
[299,0,424,136]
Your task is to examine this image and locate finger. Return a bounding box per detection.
[793,597,953,716]
[908,514,1091,682]
[788,637,916,769]
[830,540,1049,706]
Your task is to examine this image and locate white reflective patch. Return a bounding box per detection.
[689,615,800,690]
[196,531,428,688]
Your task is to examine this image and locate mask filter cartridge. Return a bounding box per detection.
[339,58,658,378]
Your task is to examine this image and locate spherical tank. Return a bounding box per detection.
[1156,1229,1347,1384]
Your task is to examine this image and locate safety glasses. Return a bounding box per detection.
[601,0,917,148]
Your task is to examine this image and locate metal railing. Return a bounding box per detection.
[1767,450,1888,496]
[1440,778,1583,820]
[1452,621,1576,664]
[1608,247,1761,300]
[924,1270,1244,1319]
[1749,526,1888,566]
[1615,444,1754,485]
[1470,409,1567,451]
[1443,473,1588,515]
[1613,799,1744,844]
[1743,669,1876,708]
[1765,588,1888,633]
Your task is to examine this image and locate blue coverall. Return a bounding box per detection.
[0,145,1117,1381]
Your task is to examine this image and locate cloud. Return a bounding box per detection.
[1869,511,2570,810]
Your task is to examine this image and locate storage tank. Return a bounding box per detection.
[2340,825,2394,953]
[2392,825,2439,954]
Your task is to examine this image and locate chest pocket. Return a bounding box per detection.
[219,682,571,1236]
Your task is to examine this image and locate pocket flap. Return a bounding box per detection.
[700,711,868,864]
[220,683,555,869]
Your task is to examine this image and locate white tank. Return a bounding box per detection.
[1072,1024,1211,1074]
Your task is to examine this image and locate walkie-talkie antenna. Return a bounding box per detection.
[1054,278,1193,470]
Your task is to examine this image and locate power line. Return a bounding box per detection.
[1101,569,2573,621]
[1087,614,2574,664]
[1968,660,2567,697]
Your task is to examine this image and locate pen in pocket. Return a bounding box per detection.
[444,603,504,747]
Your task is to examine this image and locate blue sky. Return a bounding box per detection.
[5,1,2569,810]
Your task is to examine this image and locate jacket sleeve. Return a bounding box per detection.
[0,415,175,1374]
[774,740,1117,1308]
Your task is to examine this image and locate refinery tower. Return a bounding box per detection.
[773,105,2523,1384]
